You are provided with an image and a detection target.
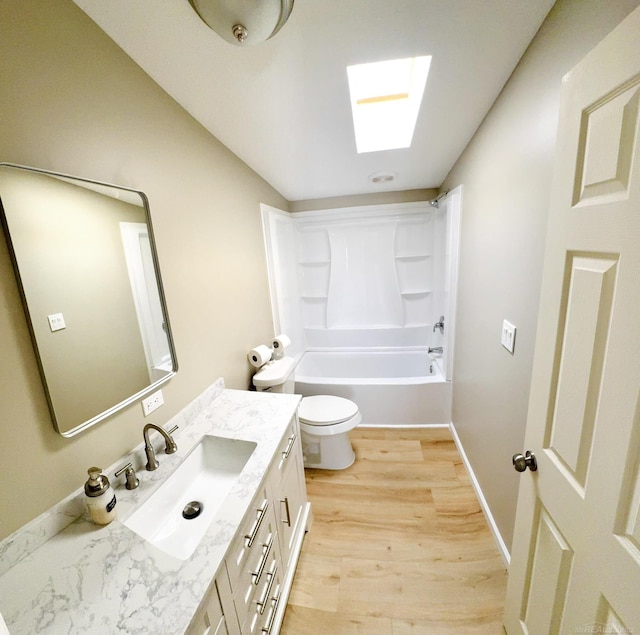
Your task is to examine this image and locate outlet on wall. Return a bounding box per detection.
[501,320,516,353]
[141,389,164,416]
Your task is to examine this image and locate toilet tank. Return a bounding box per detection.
[252,357,296,393]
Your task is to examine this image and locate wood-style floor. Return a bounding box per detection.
[281,427,507,634]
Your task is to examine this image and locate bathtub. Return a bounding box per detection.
[294,350,451,426]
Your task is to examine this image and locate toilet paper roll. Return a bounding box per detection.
[272,334,291,356]
[248,345,272,368]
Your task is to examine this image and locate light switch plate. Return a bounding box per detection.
[142,389,164,416]
[47,313,66,332]
[501,320,516,353]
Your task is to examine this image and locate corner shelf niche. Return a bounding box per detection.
[394,250,432,328]
[298,255,330,329]
[395,253,431,261]
[395,220,434,328]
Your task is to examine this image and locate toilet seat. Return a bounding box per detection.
[298,395,361,437]
[298,395,359,426]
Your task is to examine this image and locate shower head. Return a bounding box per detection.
[428,199,439,208]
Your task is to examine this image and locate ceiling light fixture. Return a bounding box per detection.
[347,56,432,153]
[188,0,295,46]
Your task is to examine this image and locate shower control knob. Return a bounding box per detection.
[512,450,537,473]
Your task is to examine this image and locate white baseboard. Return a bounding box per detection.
[449,422,511,568]
[357,423,450,429]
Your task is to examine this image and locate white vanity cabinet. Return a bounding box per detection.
[189,415,308,635]
[0,388,307,635]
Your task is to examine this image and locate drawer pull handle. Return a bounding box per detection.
[245,500,269,548]
[261,584,281,634]
[280,497,291,527]
[251,535,273,585]
[282,434,296,461]
[255,562,278,615]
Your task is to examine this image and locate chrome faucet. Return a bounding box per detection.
[428,346,443,355]
[433,316,445,334]
[143,423,178,471]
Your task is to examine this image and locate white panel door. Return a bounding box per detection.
[504,6,640,634]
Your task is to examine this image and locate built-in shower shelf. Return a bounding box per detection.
[400,290,431,296]
[298,260,331,265]
[395,253,431,261]
[301,294,329,300]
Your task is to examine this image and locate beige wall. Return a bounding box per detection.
[290,188,438,212]
[0,0,288,540]
[442,0,640,552]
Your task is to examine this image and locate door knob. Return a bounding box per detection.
[512,450,537,472]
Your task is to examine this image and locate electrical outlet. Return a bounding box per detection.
[141,389,164,416]
[501,320,516,353]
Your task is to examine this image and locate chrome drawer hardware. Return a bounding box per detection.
[280,497,291,527]
[245,499,269,547]
[255,561,278,615]
[251,534,273,585]
[261,584,281,634]
[282,434,296,461]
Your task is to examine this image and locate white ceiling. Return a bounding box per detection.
[73,0,555,202]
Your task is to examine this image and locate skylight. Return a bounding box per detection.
[347,56,431,154]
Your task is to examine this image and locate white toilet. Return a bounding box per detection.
[252,357,361,470]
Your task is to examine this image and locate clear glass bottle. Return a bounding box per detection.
[84,467,117,525]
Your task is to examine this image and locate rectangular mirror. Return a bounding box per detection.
[0,163,178,437]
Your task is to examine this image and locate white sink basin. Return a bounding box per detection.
[124,435,257,560]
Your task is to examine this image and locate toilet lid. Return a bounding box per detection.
[298,395,359,426]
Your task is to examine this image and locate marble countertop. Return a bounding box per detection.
[0,384,301,634]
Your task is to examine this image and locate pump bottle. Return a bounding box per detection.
[84,467,117,525]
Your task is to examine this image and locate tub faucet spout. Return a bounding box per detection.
[143,423,178,471]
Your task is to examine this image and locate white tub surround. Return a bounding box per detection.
[0,383,307,634]
[295,350,451,426]
[262,199,462,354]
[295,204,441,348]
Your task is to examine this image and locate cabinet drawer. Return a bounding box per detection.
[234,526,276,623]
[225,482,271,589]
[241,546,282,635]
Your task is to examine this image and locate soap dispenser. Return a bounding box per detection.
[84,467,117,525]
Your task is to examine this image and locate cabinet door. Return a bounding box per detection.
[185,578,226,635]
[272,418,308,566]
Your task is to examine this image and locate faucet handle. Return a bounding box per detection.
[115,462,140,490]
[433,315,445,334]
[165,425,178,454]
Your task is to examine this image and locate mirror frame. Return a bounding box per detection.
[0,163,178,437]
